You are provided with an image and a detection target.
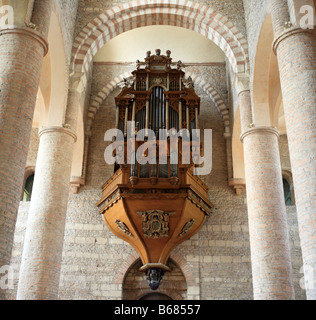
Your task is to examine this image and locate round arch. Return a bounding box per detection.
[71,0,249,95]
[121,257,188,300]
[114,252,197,299]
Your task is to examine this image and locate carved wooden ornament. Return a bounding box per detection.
[137,210,175,239]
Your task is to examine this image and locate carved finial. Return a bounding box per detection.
[185,76,194,89]
[166,50,171,58]
[118,77,133,90]
[136,59,140,70]
[146,51,151,58]
[155,49,161,56]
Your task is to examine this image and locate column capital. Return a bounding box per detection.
[272,26,315,54]
[0,26,49,56]
[233,72,250,96]
[240,126,279,143]
[39,126,77,142]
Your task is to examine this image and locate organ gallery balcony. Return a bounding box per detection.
[97,50,213,290]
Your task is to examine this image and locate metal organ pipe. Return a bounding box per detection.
[195,106,199,130]
[186,105,190,131]
[124,105,129,137]
[179,101,183,131]
[146,99,150,134]
[115,105,120,129]
[166,100,169,131]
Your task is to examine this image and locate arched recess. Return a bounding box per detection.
[45,10,68,127]
[122,258,186,300]
[252,15,274,126]
[32,6,68,129]
[252,15,284,131]
[33,88,48,128]
[115,252,197,300]
[70,0,249,97]
[21,166,36,201]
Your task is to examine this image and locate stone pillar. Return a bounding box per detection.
[17,127,76,300]
[271,0,316,299]
[241,127,295,300]
[236,74,295,300]
[0,0,50,299]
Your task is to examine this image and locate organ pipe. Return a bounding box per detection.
[124,105,129,137]
[166,100,169,131]
[115,105,120,129]
[195,106,199,130]
[179,101,183,130]
[186,105,190,131]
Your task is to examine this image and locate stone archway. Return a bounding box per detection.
[115,252,198,300]
[70,0,249,94]
[122,258,187,300]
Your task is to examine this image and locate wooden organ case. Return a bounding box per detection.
[97,50,213,290]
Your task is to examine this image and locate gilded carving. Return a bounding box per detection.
[137,210,175,239]
[179,219,195,237]
[115,219,133,237]
[149,76,167,88]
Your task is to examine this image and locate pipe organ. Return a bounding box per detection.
[97,50,213,290]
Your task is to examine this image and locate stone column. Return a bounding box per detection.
[17,127,76,300]
[0,0,50,299]
[271,0,316,299]
[236,74,295,300]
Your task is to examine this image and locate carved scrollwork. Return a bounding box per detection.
[137,210,175,239]
[115,219,133,237]
[179,219,195,237]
